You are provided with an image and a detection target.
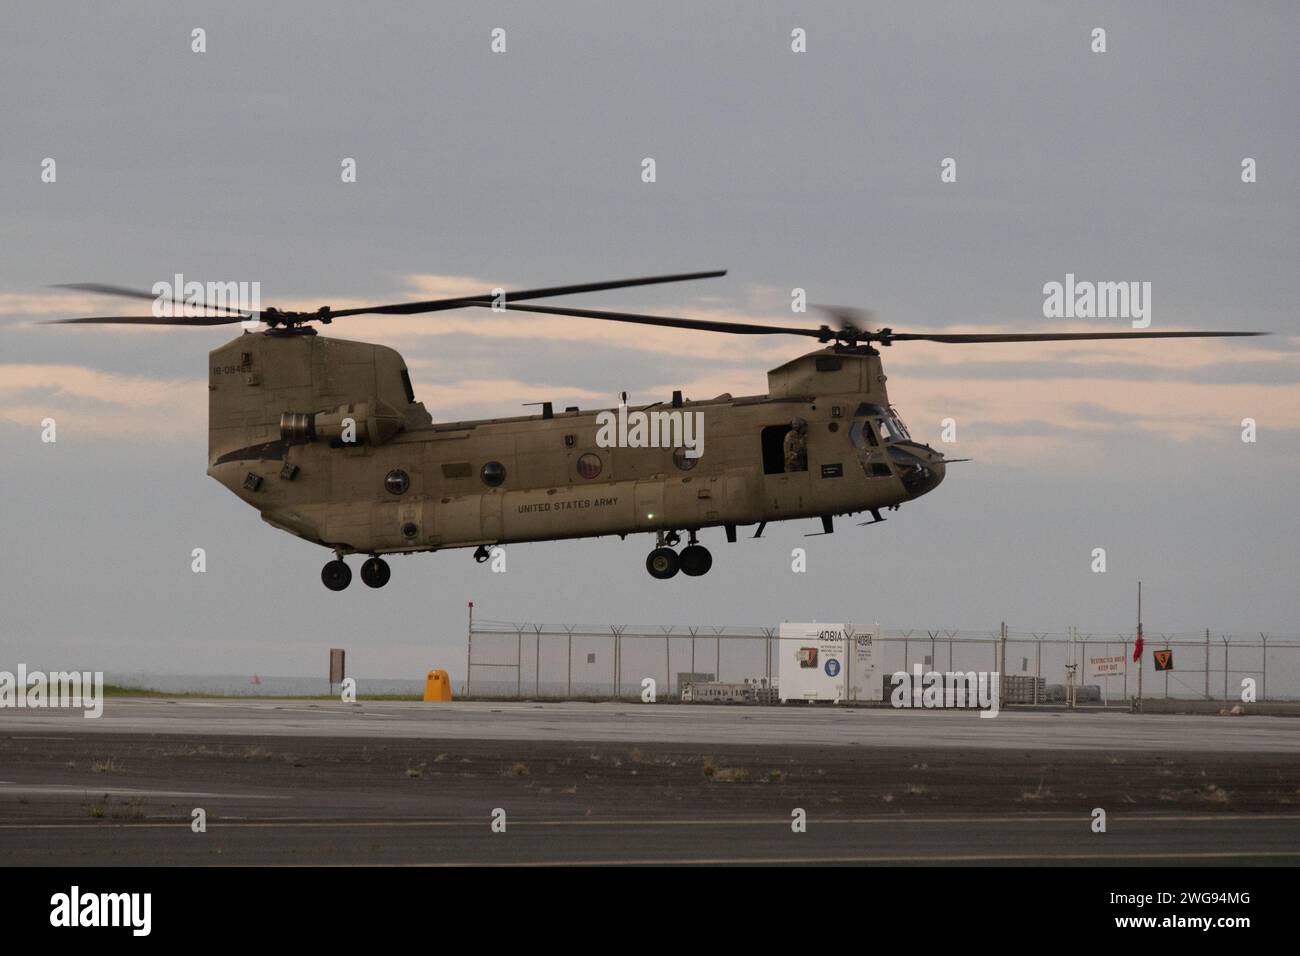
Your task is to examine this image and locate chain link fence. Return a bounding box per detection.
[464,619,1300,703]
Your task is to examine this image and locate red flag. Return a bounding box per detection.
[1132,633,1144,662]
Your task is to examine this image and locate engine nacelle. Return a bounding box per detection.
[280,398,404,446]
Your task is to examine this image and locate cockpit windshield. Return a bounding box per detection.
[853,403,910,443]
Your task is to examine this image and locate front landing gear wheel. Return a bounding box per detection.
[646,547,680,580]
[321,559,352,591]
[679,544,713,576]
[360,557,391,589]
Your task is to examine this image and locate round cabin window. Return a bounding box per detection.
[673,447,699,471]
[576,453,602,480]
[385,469,410,495]
[481,461,506,487]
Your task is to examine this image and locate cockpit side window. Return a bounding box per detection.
[399,369,416,404]
[849,419,878,449]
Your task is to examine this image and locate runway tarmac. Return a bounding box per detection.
[2,699,1298,865]
[5,697,1300,751]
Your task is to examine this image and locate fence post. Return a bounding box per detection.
[1222,636,1230,702]
[465,601,474,698]
[1034,635,1041,704]
[1204,628,1210,699]
[1080,637,1087,704]
[611,625,623,699]
[512,625,523,699]
[999,622,1007,707]
[535,624,543,697]
[1261,634,1268,701]
[566,626,574,698]
[661,625,673,697]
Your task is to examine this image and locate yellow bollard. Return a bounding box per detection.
[423,669,452,701]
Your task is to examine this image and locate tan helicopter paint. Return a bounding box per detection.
[206,331,946,556]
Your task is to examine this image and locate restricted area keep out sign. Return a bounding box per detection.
[1085,654,1126,680]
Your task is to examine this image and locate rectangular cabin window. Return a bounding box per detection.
[441,461,473,479]
[761,425,797,475]
[399,369,416,404]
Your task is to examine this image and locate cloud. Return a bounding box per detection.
[0,364,205,438]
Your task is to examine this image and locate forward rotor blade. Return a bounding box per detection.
[479,301,831,338]
[885,330,1267,343]
[483,304,1267,346]
[51,282,254,318]
[330,270,727,318]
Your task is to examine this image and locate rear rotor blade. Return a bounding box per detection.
[45,314,249,327]
[51,282,255,318]
[53,282,163,303]
[49,270,726,327]
[330,270,728,318]
[814,304,876,331]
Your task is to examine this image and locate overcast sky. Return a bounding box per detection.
[1,1,1296,679]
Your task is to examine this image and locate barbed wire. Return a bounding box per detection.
[469,619,1300,646]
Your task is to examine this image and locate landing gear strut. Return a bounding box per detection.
[321,557,352,591]
[360,556,391,588]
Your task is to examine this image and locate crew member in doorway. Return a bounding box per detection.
[783,417,808,472]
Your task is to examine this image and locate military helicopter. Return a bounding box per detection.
[51,271,1262,590]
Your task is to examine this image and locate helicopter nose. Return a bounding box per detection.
[888,445,946,498]
[927,452,947,490]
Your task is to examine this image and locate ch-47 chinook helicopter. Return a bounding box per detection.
[52,270,1262,590]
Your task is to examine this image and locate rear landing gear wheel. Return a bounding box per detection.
[360,556,390,589]
[646,547,680,580]
[679,544,713,576]
[321,559,352,591]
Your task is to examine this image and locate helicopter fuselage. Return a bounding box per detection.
[206,331,946,571]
